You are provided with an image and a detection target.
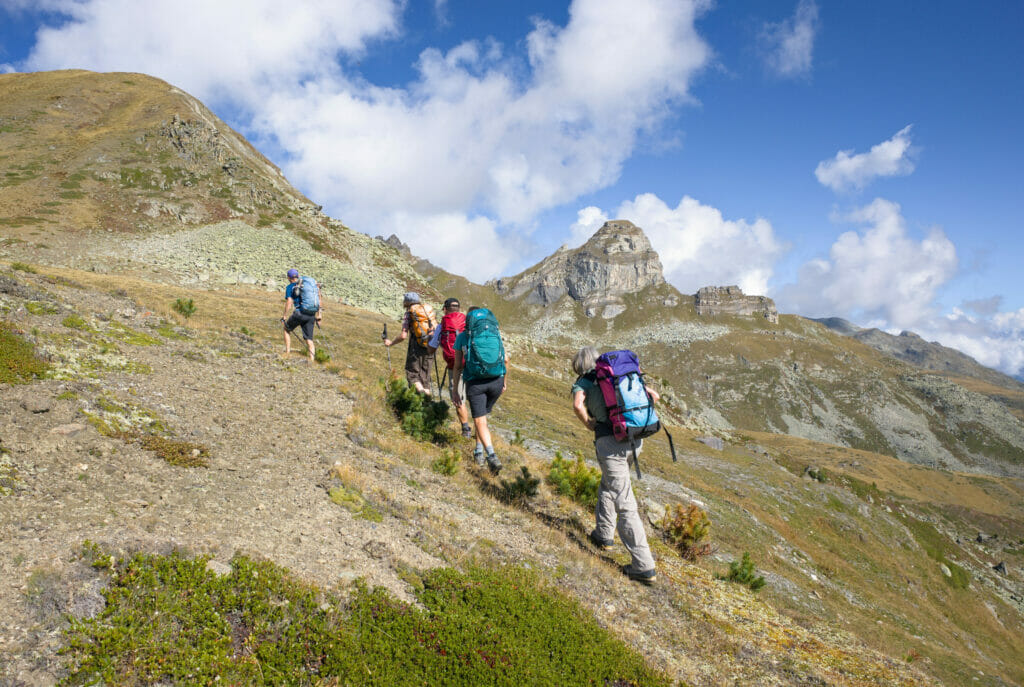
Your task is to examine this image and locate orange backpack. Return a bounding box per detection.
[408,303,436,347]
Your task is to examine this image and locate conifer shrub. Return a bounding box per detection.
[547,451,600,508]
[314,348,331,363]
[721,551,766,591]
[431,449,460,475]
[500,466,540,503]
[172,297,196,318]
[383,375,452,444]
[661,503,712,560]
[0,322,49,384]
[62,548,669,686]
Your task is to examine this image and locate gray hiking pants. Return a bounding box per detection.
[593,435,656,573]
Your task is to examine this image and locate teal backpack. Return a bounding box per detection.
[464,308,506,381]
[292,276,320,315]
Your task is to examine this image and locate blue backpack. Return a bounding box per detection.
[463,308,505,381]
[293,276,320,315]
[594,349,676,479]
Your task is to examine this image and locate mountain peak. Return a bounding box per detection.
[493,220,665,316]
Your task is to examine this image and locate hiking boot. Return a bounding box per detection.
[485,452,502,474]
[623,564,656,585]
[473,446,486,466]
[588,531,614,550]
[461,423,473,438]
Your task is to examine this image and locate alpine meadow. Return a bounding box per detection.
[1,69,1023,687]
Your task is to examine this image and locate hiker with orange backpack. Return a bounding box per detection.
[428,297,473,438]
[383,292,436,396]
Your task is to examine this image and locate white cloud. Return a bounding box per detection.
[778,198,957,328]
[910,307,1024,379]
[815,125,916,192]
[574,194,785,296]
[568,206,609,247]
[381,211,519,284]
[760,0,818,78]
[16,0,712,281]
[21,0,402,107]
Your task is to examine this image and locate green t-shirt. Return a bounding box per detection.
[571,373,612,437]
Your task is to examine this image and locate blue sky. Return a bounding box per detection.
[2,0,1023,376]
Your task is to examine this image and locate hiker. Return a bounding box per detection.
[428,297,473,438]
[571,345,659,585]
[451,306,508,473]
[282,268,322,363]
[383,292,436,396]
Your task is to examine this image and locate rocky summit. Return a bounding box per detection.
[493,220,665,317]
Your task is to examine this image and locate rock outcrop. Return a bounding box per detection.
[694,286,778,324]
[492,220,665,318]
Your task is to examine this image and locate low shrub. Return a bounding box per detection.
[314,348,331,363]
[721,551,766,591]
[431,449,460,476]
[135,434,210,468]
[10,261,36,273]
[61,314,89,330]
[383,375,451,444]
[661,503,712,560]
[500,466,540,503]
[172,297,196,318]
[547,451,600,508]
[62,549,669,686]
[0,322,49,384]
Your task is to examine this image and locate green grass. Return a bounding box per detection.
[0,322,50,384]
[10,261,37,273]
[900,515,972,589]
[61,314,90,330]
[62,549,668,686]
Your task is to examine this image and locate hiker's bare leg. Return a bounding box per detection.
[283,329,291,354]
[306,339,315,363]
[456,401,469,426]
[414,381,431,397]
[473,415,492,447]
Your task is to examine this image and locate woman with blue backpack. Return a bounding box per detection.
[571,346,659,585]
[451,306,508,474]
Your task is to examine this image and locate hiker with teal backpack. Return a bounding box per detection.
[282,268,322,363]
[428,297,473,438]
[571,346,663,585]
[451,306,508,474]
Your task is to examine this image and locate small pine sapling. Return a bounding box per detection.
[660,503,712,560]
[722,551,766,591]
[547,451,600,508]
[172,297,196,318]
[500,466,540,503]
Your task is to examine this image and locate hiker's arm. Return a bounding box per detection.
[647,387,660,404]
[502,352,509,391]
[282,297,293,320]
[573,390,595,431]
[384,327,408,347]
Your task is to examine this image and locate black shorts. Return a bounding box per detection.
[285,311,316,339]
[465,375,504,418]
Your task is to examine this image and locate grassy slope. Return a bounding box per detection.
[6,260,1022,686]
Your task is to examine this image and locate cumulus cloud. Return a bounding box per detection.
[381,211,513,283]
[909,306,1024,379]
[759,0,818,78]
[573,194,786,296]
[15,0,712,281]
[21,0,401,108]
[778,198,957,328]
[815,125,916,192]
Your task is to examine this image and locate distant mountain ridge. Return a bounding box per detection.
[813,317,1024,392]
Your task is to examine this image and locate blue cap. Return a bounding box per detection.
[287,268,299,279]
[403,292,421,306]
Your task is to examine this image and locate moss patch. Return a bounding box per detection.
[0,322,50,384]
[62,549,668,686]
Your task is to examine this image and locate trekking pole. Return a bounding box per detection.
[382,323,391,371]
[439,367,448,400]
[433,350,442,393]
[631,443,643,481]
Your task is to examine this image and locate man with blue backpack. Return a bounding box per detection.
[570,346,665,585]
[282,268,322,363]
[451,306,508,474]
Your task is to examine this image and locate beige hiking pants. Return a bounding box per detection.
[593,435,656,573]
